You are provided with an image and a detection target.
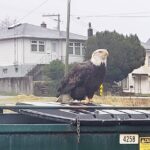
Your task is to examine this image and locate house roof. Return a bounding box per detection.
[141,42,150,50]
[0,23,87,41]
[132,65,150,76]
[141,39,150,50]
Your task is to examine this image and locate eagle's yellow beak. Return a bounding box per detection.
[105,50,109,57]
[103,49,109,57]
[101,49,109,59]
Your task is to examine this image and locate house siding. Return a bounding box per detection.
[122,49,150,94]
[24,39,51,64]
[11,38,84,65]
[0,38,85,66]
[0,39,15,66]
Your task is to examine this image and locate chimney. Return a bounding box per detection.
[41,22,47,28]
[88,22,93,38]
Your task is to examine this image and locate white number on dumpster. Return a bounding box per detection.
[120,134,139,144]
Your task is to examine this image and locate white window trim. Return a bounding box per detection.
[122,77,129,90]
[69,42,85,56]
[31,40,45,53]
[3,68,8,74]
[74,42,81,55]
[81,43,85,56]
[148,56,150,67]
[51,42,57,53]
[69,42,74,55]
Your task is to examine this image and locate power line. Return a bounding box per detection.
[92,11,150,16]
[71,11,150,18]
[18,0,49,23]
[42,14,61,31]
[110,11,150,15]
[71,16,99,32]
[72,15,150,18]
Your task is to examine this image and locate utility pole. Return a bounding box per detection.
[65,0,71,75]
[42,14,61,32]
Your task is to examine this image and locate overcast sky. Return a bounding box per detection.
[1,0,150,42]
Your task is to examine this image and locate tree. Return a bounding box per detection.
[44,59,65,80]
[85,31,146,83]
[43,60,76,96]
[0,17,18,29]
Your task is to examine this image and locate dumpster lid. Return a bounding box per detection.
[15,102,150,125]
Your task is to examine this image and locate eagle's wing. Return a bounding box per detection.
[57,61,93,95]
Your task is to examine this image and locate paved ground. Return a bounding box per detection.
[0,96,13,99]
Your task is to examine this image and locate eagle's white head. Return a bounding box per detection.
[90,49,109,66]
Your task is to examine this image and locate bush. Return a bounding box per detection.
[44,59,65,80]
[33,80,61,97]
[86,31,146,83]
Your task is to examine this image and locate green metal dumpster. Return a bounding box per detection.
[0,103,150,150]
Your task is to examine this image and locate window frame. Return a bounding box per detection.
[74,42,81,55]
[148,56,150,67]
[3,68,8,74]
[68,42,85,56]
[81,43,85,56]
[39,41,45,52]
[31,40,45,53]
[31,40,38,52]
[51,42,57,53]
[69,42,74,54]
[122,77,129,90]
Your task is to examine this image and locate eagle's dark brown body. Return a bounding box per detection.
[57,61,106,101]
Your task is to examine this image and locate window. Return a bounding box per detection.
[75,42,80,55]
[68,42,85,56]
[69,43,73,54]
[122,77,129,89]
[51,43,57,52]
[68,42,84,55]
[15,67,18,73]
[81,43,85,55]
[3,68,8,74]
[148,56,150,66]
[31,40,45,52]
[31,41,37,51]
[39,41,45,52]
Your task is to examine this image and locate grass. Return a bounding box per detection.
[92,95,150,106]
[0,94,57,105]
[0,94,150,107]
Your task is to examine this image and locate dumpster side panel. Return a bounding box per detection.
[0,135,10,150]
[0,133,138,150]
[1,134,77,150]
[0,124,149,150]
[79,133,138,150]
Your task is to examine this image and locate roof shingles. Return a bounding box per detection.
[0,23,87,41]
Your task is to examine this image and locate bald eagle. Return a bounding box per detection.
[57,49,109,103]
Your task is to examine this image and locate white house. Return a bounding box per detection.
[0,23,86,66]
[122,39,150,94]
[0,23,87,95]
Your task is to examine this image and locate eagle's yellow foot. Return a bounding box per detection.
[88,99,93,103]
[81,98,93,104]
